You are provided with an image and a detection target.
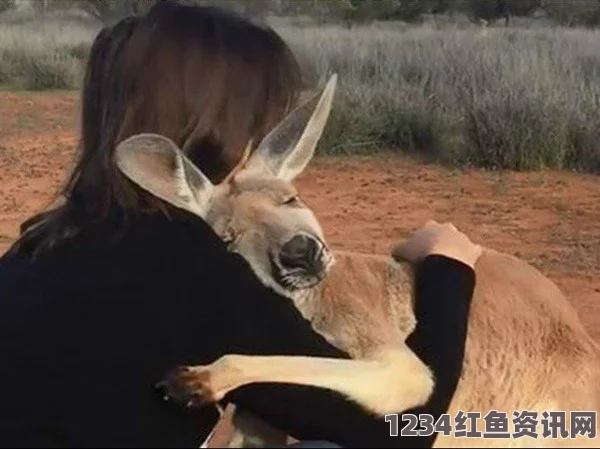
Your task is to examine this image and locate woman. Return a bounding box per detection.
[0,2,480,448]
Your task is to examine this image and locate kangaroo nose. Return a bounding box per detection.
[279,234,324,274]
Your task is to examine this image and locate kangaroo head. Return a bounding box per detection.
[115,75,338,298]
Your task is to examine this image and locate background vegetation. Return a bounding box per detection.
[1,0,600,173]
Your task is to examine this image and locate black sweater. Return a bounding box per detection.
[0,212,475,448]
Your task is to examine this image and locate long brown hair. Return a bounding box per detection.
[13,1,302,256]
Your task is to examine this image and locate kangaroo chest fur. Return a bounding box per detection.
[280,249,600,448]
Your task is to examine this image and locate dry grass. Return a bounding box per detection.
[1,18,600,173]
[0,20,96,90]
[284,24,600,173]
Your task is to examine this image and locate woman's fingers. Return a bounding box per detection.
[392,221,481,269]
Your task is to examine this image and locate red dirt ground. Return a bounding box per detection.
[1,91,599,342]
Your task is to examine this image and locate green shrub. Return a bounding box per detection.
[0,0,15,14]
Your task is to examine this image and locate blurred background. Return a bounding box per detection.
[1,0,600,171]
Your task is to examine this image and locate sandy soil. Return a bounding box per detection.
[1,91,599,342]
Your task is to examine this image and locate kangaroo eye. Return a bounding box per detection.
[283,195,299,205]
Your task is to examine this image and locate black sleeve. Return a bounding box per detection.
[401,255,475,448]
[198,252,475,448]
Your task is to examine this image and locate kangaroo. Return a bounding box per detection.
[115,75,600,448]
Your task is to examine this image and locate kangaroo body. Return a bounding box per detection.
[310,250,600,447]
[223,249,600,448]
[114,75,600,448]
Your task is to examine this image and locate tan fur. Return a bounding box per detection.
[160,168,600,447]
[181,349,432,417]
[115,74,600,447]
[322,250,600,447]
[188,246,600,448]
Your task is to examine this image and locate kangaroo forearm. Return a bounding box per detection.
[166,346,434,417]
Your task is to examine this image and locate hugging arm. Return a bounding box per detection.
[165,252,475,448]
[401,255,474,448]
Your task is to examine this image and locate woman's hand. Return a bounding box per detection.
[392,220,482,269]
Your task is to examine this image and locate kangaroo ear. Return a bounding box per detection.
[244,74,338,181]
[115,133,215,217]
